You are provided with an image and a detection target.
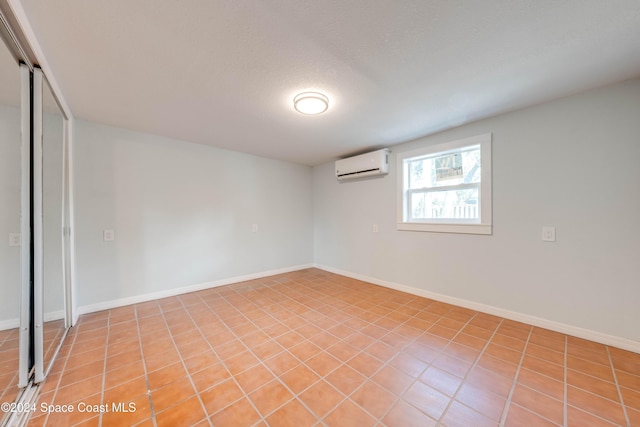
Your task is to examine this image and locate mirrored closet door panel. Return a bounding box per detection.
[33,68,68,383]
[0,28,30,412]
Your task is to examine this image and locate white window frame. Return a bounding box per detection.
[397,133,492,235]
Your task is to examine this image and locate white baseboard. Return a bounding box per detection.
[44,310,65,322]
[0,318,19,331]
[77,264,314,317]
[315,264,640,354]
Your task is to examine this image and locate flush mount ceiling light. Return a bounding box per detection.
[293,92,329,115]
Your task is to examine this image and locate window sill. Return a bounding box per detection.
[397,222,492,235]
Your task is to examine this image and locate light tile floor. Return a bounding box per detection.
[25,269,640,426]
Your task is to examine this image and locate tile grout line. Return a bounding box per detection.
[133,304,158,427]
[606,346,631,427]
[157,302,214,427]
[39,323,79,426]
[96,314,112,427]
[498,325,533,426]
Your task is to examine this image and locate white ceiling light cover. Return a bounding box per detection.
[294,92,329,115]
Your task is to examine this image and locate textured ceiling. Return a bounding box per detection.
[17,0,640,165]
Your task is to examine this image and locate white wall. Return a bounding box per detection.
[0,104,21,327]
[74,120,313,309]
[313,78,640,344]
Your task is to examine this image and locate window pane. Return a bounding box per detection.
[407,146,480,190]
[410,187,479,220]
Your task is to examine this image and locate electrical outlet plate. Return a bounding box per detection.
[103,229,115,241]
[542,226,556,242]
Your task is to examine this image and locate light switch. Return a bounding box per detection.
[252,224,258,232]
[103,229,115,241]
[9,233,20,247]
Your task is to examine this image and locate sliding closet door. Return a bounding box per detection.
[18,63,31,389]
[0,37,31,411]
[33,68,68,383]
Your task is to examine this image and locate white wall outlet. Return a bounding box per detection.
[252,224,258,233]
[9,233,20,247]
[103,229,115,241]
[372,224,379,233]
[542,226,556,242]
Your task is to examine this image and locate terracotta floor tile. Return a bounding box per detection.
[103,360,145,390]
[326,341,360,362]
[103,375,149,404]
[288,340,321,362]
[491,334,526,352]
[628,407,640,426]
[53,374,104,404]
[102,394,152,427]
[567,355,615,383]
[264,351,300,376]
[59,360,104,388]
[306,352,341,377]
[210,397,261,426]
[155,395,207,427]
[325,364,367,395]
[441,401,498,427]
[349,381,395,419]
[389,352,429,378]
[382,399,438,427]
[504,403,560,427]
[528,333,566,353]
[621,385,640,411]
[265,398,317,427]
[199,378,244,415]
[147,362,186,390]
[419,365,463,397]
[567,405,619,426]
[249,379,293,416]
[526,342,565,365]
[371,365,413,396]
[403,380,450,421]
[252,340,285,360]
[150,376,196,413]
[432,353,473,378]
[235,363,275,394]
[567,368,620,401]
[456,382,506,421]
[279,364,320,394]
[511,383,563,425]
[364,341,398,363]
[346,351,383,377]
[191,363,230,392]
[567,385,627,425]
[521,355,564,381]
[484,343,522,365]
[516,368,564,401]
[224,350,260,375]
[299,380,344,418]
[466,367,514,398]
[183,351,219,374]
[324,399,376,426]
[567,343,610,366]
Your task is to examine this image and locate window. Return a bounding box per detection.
[397,133,492,234]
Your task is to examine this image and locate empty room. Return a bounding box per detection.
[1,1,639,426]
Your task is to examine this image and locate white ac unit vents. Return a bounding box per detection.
[335,148,389,181]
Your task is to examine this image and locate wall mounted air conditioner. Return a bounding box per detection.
[335,148,389,181]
